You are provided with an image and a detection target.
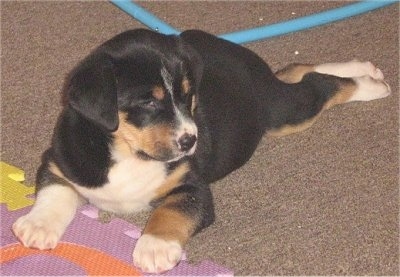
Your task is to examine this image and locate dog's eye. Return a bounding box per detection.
[144,100,157,110]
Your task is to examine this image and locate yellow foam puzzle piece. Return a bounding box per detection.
[0,161,35,211]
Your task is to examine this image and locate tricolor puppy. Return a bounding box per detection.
[13,29,390,273]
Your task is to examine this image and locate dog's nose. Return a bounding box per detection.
[178,133,197,152]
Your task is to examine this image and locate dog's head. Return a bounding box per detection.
[65,29,203,162]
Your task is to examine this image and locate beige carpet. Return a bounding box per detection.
[1,1,398,275]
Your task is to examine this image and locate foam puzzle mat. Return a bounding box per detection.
[0,162,233,276]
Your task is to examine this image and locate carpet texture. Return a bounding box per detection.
[1,1,398,275]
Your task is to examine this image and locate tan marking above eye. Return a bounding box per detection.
[152,86,165,100]
[182,78,191,94]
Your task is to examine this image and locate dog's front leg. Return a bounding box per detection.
[12,184,83,250]
[133,184,214,273]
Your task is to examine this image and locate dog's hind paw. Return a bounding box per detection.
[361,61,384,80]
[12,213,63,250]
[315,60,385,80]
[348,75,391,102]
[133,234,183,273]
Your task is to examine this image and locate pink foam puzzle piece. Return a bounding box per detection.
[0,162,35,211]
[77,206,233,275]
[0,167,234,276]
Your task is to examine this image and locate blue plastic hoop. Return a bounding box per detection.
[110,0,180,35]
[110,0,398,44]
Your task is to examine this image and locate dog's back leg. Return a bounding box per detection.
[314,60,385,80]
[275,63,315,83]
[268,61,391,137]
[275,60,385,83]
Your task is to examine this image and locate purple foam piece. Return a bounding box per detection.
[0,204,233,276]
[2,255,87,276]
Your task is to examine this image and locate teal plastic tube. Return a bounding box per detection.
[110,0,180,35]
[220,1,398,44]
[110,0,398,44]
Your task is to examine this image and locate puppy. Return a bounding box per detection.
[12,29,390,273]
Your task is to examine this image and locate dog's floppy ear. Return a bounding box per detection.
[188,47,204,93]
[67,52,118,132]
[179,41,204,94]
[187,46,204,92]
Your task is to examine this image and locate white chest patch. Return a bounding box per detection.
[72,157,167,214]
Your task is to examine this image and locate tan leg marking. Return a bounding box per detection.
[145,194,195,244]
[133,194,195,273]
[275,63,315,83]
[49,162,66,179]
[267,117,320,137]
[268,79,357,137]
[323,79,357,109]
[154,162,190,200]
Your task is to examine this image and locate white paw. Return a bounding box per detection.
[359,61,384,80]
[348,75,391,102]
[133,234,183,273]
[315,60,385,79]
[12,213,63,250]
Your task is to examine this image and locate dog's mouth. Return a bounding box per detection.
[136,142,197,163]
[138,152,185,163]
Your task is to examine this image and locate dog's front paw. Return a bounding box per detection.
[12,213,63,250]
[133,234,183,273]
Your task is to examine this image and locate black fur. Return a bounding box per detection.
[38,29,349,245]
